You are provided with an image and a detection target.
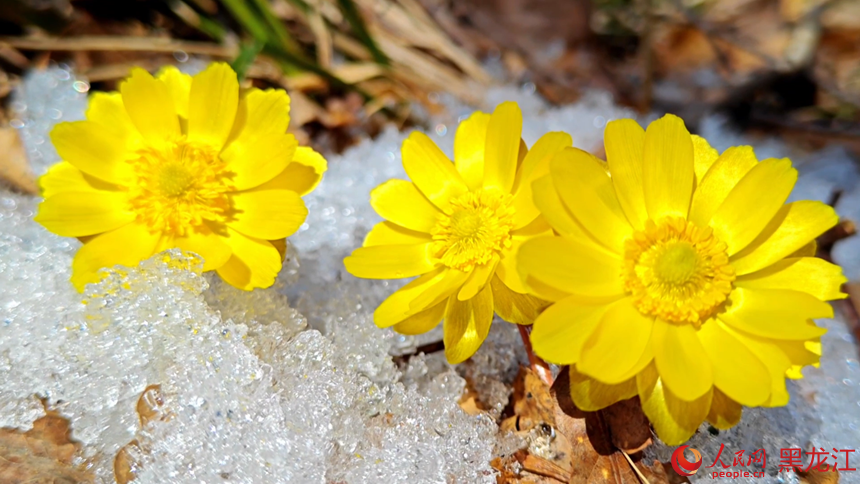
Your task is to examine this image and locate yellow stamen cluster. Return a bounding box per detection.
[623,217,735,325]
[127,138,234,235]
[431,190,515,272]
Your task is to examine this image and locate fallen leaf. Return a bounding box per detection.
[508,366,556,432]
[551,367,668,484]
[459,376,487,416]
[498,367,667,483]
[601,398,652,454]
[0,127,38,195]
[115,384,168,483]
[0,405,94,483]
[519,452,571,482]
[798,467,841,483]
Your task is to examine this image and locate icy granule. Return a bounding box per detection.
[9,65,89,176]
[0,192,81,430]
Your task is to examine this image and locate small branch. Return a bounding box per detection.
[0,36,238,57]
[517,325,554,386]
[619,448,651,484]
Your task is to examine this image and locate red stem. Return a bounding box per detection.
[517,324,554,386]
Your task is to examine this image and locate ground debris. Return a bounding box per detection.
[0,127,38,194]
[494,367,671,484]
[0,405,94,484]
[798,466,841,483]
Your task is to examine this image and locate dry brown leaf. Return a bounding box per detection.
[551,368,667,484]
[458,376,488,416]
[0,127,38,195]
[498,368,666,484]
[0,407,94,483]
[509,366,556,432]
[520,452,570,482]
[798,467,841,484]
[115,385,168,483]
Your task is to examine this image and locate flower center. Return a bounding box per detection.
[431,190,515,271]
[127,138,234,236]
[622,217,735,326]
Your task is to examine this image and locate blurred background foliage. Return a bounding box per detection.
[0,0,857,153]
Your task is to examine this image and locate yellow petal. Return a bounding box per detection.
[483,102,522,193]
[252,146,327,196]
[120,68,180,145]
[228,189,308,239]
[736,257,847,301]
[637,362,712,446]
[730,201,838,275]
[39,162,119,198]
[216,228,282,290]
[605,119,648,230]
[550,148,632,253]
[85,92,142,152]
[393,301,445,335]
[156,65,192,118]
[401,131,468,210]
[727,328,792,407]
[370,179,441,232]
[654,320,713,401]
[710,158,797,255]
[71,223,160,291]
[373,267,447,327]
[718,287,830,340]
[343,243,436,279]
[531,175,587,238]
[162,225,232,271]
[568,365,638,412]
[692,135,720,185]
[188,63,239,148]
[230,88,291,141]
[789,239,817,258]
[517,235,624,297]
[490,275,548,325]
[50,121,134,184]
[510,215,553,237]
[458,256,497,301]
[688,146,758,227]
[531,295,612,365]
[410,269,469,312]
[706,388,742,430]
[642,114,694,220]
[35,191,135,237]
[443,283,494,364]
[511,132,572,228]
[222,133,297,190]
[522,274,572,302]
[363,221,431,247]
[453,111,490,190]
[495,236,530,294]
[270,237,286,262]
[697,319,770,406]
[579,299,654,384]
[777,338,821,371]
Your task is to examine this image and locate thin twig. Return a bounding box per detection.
[619,448,651,484]
[0,36,238,57]
[517,325,554,386]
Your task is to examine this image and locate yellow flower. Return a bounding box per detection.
[344,102,570,363]
[35,63,326,291]
[518,114,846,444]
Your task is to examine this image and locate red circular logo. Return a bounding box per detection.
[671,445,703,476]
